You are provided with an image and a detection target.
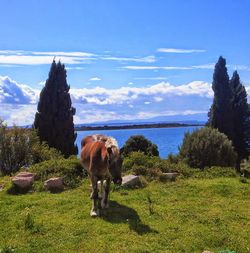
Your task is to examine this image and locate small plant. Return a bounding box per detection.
[218,250,236,253]
[146,193,154,215]
[24,213,42,233]
[240,159,250,178]
[24,213,35,230]
[239,177,247,184]
[0,246,15,253]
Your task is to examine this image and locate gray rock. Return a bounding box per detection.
[44,177,64,192]
[12,172,35,189]
[161,172,179,181]
[122,174,140,187]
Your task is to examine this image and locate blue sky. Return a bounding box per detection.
[0,0,250,125]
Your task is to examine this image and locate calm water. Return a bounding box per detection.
[76,126,201,158]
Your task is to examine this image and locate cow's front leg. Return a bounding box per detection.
[101,177,111,209]
[90,175,99,217]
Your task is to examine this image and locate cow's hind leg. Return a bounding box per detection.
[101,177,111,209]
[90,175,99,217]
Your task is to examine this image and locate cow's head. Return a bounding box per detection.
[107,147,123,185]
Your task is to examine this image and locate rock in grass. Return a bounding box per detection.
[12,172,35,189]
[122,175,140,187]
[161,172,179,181]
[44,177,64,192]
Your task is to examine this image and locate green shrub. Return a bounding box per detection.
[123,152,194,180]
[123,151,237,180]
[240,159,250,178]
[122,152,160,171]
[0,246,15,253]
[239,177,248,184]
[29,157,86,189]
[120,135,159,157]
[179,127,236,169]
[0,121,32,175]
[167,153,179,164]
[0,120,63,175]
[30,140,62,164]
[192,166,237,179]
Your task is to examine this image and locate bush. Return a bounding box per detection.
[179,127,236,169]
[123,152,237,180]
[29,156,86,189]
[122,151,194,180]
[0,120,62,175]
[120,135,159,157]
[191,166,237,179]
[122,152,160,171]
[0,121,31,175]
[240,159,250,178]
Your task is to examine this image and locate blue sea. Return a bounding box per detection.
[76,126,201,158]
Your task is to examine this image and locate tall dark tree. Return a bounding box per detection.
[34,60,78,157]
[208,56,234,141]
[230,71,250,169]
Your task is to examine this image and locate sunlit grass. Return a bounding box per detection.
[0,176,249,253]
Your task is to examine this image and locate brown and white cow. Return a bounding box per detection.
[80,135,122,217]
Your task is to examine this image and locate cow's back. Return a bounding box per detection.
[80,141,109,178]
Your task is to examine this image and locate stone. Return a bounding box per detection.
[121,174,140,187]
[161,172,179,181]
[12,171,35,189]
[44,177,64,192]
[202,251,214,253]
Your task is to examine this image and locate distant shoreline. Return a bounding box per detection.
[75,123,204,131]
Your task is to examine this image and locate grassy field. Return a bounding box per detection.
[0,176,249,253]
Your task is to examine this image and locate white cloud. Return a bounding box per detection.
[123,64,214,70]
[4,104,37,126]
[70,81,213,106]
[136,110,207,119]
[0,50,95,65]
[0,76,39,104]
[154,96,163,102]
[32,51,95,57]
[66,66,85,70]
[38,81,46,86]
[0,75,216,125]
[157,48,206,53]
[192,64,214,69]
[0,55,92,65]
[0,50,156,66]
[101,55,156,63]
[135,77,168,80]
[89,77,101,81]
[229,65,250,71]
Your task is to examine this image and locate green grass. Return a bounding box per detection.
[0,176,249,253]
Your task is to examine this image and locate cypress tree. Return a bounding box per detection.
[230,71,250,169]
[34,60,78,157]
[208,56,234,140]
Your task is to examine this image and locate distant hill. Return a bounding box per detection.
[75,114,207,128]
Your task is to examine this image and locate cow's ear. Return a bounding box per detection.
[107,147,112,155]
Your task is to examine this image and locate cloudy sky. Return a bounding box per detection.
[0,0,250,125]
